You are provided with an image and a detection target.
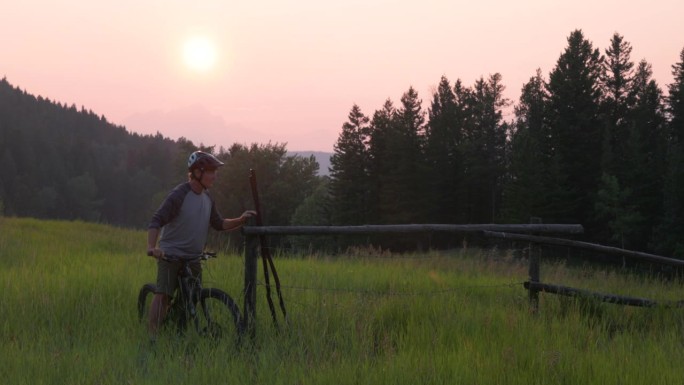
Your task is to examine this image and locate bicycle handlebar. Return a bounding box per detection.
[148,252,217,262]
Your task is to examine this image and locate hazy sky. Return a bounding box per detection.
[3,1,683,152]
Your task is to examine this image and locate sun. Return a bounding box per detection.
[182,36,218,72]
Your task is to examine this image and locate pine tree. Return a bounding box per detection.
[669,48,684,142]
[378,87,428,224]
[656,47,684,256]
[501,69,551,222]
[546,29,604,227]
[601,33,634,178]
[622,60,666,250]
[329,104,371,225]
[462,74,509,223]
[425,76,467,223]
[367,99,396,224]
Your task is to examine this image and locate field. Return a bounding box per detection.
[2,217,684,384]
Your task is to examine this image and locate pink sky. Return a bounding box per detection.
[3,0,683,152]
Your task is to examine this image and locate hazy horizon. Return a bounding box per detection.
[3,1,683,152]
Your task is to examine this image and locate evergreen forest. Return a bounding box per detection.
[328,30,684,257]
[2,29,684,256]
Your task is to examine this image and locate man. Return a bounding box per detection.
[146,150,255,336]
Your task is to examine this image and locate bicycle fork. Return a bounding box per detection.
[175,269,201,333]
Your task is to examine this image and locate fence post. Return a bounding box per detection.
[243,231,258,338]
[528,217,541,313]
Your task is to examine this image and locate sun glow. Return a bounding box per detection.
[182,36,217,72]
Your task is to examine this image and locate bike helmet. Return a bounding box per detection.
[188,151,224,171]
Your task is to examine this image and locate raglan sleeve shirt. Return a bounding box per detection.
[148,182,224,256]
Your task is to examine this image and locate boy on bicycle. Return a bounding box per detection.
[146,150,255,337]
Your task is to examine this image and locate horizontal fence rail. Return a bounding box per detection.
[484,231,684,267]
[523,281,674,308]
[242,224,584,236]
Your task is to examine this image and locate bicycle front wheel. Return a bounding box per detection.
[199,288,242,342]
[137,283,157,321]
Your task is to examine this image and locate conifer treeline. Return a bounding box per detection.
[0,78,320,234]
[0,79,185,226]
[329,30,684,256]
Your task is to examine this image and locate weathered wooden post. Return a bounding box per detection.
[528,217,541,313]
[242,225,259,338]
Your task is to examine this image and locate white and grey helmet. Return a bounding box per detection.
[188,151,224,171]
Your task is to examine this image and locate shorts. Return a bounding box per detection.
[155,258,202,296]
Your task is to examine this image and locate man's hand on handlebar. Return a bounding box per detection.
[147,248,164,259]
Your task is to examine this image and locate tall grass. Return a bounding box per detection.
[1,217,684,384]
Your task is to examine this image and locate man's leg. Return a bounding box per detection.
[149,257,179,337]
[148,293,170,336]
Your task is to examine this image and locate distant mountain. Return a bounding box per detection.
[288,151,332,176]
[0,78,327,229]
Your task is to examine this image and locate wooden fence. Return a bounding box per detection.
[483,230,684,311]
[239,223,584,334]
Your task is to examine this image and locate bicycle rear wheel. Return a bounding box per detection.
[137,283,157,321]
[199,288,242,342]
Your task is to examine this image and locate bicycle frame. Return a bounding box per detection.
[138,252,242,341]
[164,254,211,334]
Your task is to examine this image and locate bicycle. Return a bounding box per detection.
[137,252,243,342]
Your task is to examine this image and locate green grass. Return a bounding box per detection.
[2,217,684,384]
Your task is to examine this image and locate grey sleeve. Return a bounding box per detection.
[148,183,191,229]
[208,192,224,231]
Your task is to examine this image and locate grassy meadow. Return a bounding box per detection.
[2,217,684,384]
